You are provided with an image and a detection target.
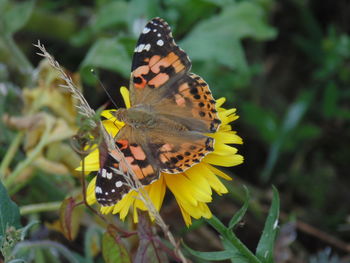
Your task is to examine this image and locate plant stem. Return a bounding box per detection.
[20,201,62,215]
[0,132,24,179]
[224,230,261,263]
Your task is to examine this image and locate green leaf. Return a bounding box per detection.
[322,82,338,118]
[127,0,162,28]
[183,241,238,261]
[1,0,35,35]
[228,186,250,230]
[84,226,101,263]
[180,2,276,70]
[102,231,131,263]
[256,186,280,263]
[0,180,21,238]
[95,1,128,31]
[261,91,313,181]
[206,216,261,263]
[222,238,249,263]
[241,102,278,144]
[80,38,130,84]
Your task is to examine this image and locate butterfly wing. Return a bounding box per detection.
[96,126,160,206]
[129,17,191,106]
[130,18,220,133]
[95,125,214,206]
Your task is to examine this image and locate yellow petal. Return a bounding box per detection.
[76,148,99,172]
[216,97,226,108]
[164,174,199,207]
[204,153,244,167]
[206,164,232,181]
[86,177,97,205]
[179,204,192,227]
[197,202,212,218]
[212,143,239,156]
[184,164,212,197]
[213,131,243,144]
[147,176,166,211]
[101,206,114,214]
[120,86,131,109]
[116,192,136,220]
[103,120,124,136]
[101,109,117,120]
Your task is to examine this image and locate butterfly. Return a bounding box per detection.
[95,17,221,206]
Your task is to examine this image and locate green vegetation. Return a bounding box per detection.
[1,0,349,262]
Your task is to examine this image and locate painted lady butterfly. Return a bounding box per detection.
[95,17,221,206]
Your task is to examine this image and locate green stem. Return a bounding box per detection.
[20,201,61,215]
[224,230,261,263]
[4,116,53,193]
[0,132,24,179]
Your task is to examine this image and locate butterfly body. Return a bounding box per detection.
[95,18,221,206]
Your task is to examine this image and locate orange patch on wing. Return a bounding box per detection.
[132,164,155,179]
[149,73,169,88]
[130,145,146,160]
[175,94,186,107]
[149,55,162,67]
[172,59,185,73]
[150,52,179,74]
[116,140,128,150]
[133,65,149,89]
[160,143,173,152]
[133,65,149,77]
[179,83,189,92]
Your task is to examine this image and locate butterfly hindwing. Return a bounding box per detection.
[153,73,221,133]
[96,137,160,206]
[96,149,132,206]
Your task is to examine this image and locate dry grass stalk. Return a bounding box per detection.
[34,40,188,263]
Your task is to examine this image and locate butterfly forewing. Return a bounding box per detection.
[130,17,191,105]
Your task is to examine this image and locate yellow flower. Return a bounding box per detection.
[81,87,243,226]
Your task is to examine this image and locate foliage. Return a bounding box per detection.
[0,0,349,262]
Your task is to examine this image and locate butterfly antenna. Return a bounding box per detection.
[90,69,119,109]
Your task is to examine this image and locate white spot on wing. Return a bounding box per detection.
[157,33,161,37]
[95,186,102,194]
[101,169,107,178]
[137,44,145,52]
[156,39,164,46]
[106,172,112,180]
[153,29,157,32]
[115,181,123,188]
[135,43,151,53]
[142,27,151,34]
[144,43,151,51]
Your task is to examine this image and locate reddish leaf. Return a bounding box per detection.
[59,197,82,241]
[134,212,169,263]
[102,230,131,263]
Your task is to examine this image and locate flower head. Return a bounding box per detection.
[81,87,243,226]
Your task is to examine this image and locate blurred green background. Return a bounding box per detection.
[1,0,350,262]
